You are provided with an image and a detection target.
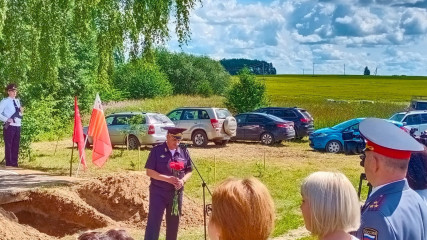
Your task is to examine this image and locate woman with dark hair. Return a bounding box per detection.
[407,147,427,203]
[78,229,134,240]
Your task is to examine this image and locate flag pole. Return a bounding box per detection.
[75,135,89,177]
[70,141,75,177]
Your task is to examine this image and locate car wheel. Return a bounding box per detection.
[325,140,342,153]
[127,135,140,150]
[260,132,275,145]
[192,130,208,147]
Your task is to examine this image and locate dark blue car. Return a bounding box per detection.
[233,112,296,145]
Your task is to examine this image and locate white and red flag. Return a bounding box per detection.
[87,93,112,167]
[73,96,86,169]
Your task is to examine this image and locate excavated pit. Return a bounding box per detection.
[0,172,203,239]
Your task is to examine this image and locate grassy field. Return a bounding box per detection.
[261,74,427,128]
[14,74,427,239]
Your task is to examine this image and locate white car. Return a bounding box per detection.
[167,107,237,147]
[389,110,427,136]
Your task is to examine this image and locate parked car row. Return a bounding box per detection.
[83,106,315,148]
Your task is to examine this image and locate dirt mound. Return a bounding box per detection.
[2,188,113,237]
[75,172,203,229]
[0,172,203,238]
[0,207,55,240]
[76,173,151,225]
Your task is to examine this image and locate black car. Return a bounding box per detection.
[254,107,314,139]
[233,113,296,145]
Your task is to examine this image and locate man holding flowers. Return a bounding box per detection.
[144,127,193,240]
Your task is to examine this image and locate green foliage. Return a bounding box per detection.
[113,60,172,99]
[20,96,59,155]
[220,58,277,75]
[225,67,268,113]
[0,0,200,154]
[155,49,231,96]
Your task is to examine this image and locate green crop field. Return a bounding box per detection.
[262,74,427,128]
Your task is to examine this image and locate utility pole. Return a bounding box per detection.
[344,64,346,75]
[312,62,314,75]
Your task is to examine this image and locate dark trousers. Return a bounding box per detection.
[144,185,183,240]
[3,126,20,167]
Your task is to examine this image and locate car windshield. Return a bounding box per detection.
[149,114,173,124]
[215,109,231,119]
[331,119,359,130]
[389,113,405,122]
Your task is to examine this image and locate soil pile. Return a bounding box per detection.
[0,207,54,240]
[0,172,203,239]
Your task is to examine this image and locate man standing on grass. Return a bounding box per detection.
[0,83,23,167]
[144,127,193,240]
[355,118,427,240]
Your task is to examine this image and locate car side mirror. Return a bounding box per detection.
[403,122,407,126]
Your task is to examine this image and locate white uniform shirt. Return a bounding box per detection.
[0,97,22,127]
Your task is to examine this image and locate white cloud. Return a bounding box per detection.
[165,0,427,75]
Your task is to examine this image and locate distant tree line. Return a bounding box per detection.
[220,59,277,75]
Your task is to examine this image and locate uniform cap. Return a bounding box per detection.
[359,118,424,160]
[6,83,17,91]
[163,127,187,140]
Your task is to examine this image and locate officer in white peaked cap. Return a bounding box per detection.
[354,118,427,240]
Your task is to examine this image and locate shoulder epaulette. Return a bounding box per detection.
[368,194,385,211]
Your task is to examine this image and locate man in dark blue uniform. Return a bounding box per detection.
[144,127,193,240]
[355,118,427,240]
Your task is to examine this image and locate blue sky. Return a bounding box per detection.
[167,0,427,76]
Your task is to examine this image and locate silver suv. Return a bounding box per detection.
[167,107,237,147]
[83,112,175,149]
[389,110,427,135]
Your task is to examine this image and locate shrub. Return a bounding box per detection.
[225,67,268,113]
[155,49,230,96]
[113,60,172,99]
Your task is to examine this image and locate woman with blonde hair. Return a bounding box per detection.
[301,171,360,240]
[207,177,275,240]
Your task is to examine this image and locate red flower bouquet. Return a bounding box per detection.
[170,161,185,216]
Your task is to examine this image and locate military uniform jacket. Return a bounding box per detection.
[145,142,193,191]
[355,179,427,240]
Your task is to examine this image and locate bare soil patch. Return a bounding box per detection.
[0,172,203,239]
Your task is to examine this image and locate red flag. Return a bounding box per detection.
[73,96,86,169]
[87,93,112,167]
